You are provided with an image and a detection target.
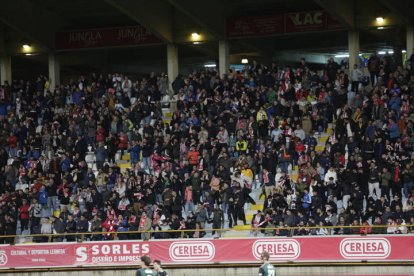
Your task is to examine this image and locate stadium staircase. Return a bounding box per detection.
[115,105,173,171]
[222,131,330,238]
[112,108,331,238]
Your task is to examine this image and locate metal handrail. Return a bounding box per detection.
[4,224,414,243]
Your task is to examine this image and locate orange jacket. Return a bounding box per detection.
[187,150,199,165]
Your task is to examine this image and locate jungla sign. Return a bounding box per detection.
[68,31,103,46]
[55,25,162,50]
[0,236,412,269]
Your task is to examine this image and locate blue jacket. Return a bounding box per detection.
[61,157,72,172]
[95,146,107,162]
[72,91,85,106]
[388,96,401,112]
[39,189,48,206]
[129,144,141,164]
[388,123,400,139]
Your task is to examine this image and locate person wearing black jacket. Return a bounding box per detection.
[368,161,381,200]
[65,215,77,241]
[402,163,414,199]
[51,216,65,242]
[233,186,246,226]
[45,178,59,213]
[76,214,89,233]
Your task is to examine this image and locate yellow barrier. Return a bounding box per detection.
[4,224,414,243]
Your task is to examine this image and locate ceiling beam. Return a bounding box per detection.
[379,0,414,24]
[314,0,355,29]
[0,0,69,50]
[105,0,173,43]
[167,0,226,39]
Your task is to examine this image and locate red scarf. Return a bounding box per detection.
[140,217,146,228]
[394,166,399,183]
[263,171,269,184]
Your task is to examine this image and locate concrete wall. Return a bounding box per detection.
[2,266,413,276]
[273,51,329,65]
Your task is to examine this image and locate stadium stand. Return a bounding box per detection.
[1,55,414,244]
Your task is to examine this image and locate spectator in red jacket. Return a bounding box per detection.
[117,131,129,158]
[18,199,30,232]
[6,132,17,157]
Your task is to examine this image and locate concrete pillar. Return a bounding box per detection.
[167,44,178,95]
[393,46,403,67]
[348,30,360,71]
[406,25,414,61]
[218,40,229,78]
[48,53,60,89]
[0,54,11,84]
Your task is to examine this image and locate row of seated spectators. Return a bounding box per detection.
[0,56,414,243]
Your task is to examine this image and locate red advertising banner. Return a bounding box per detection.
[226,15,284,38]
[0,236,413,269]
[285,11,326,33]
[227,11,342,38]
[55,26,162,50]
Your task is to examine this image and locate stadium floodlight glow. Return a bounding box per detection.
[191,32,200,40]
[334,54,349,58]
[22,44,31,50]
[402,50,407,53]
[204,63,216,68]
[376,16,384,23]
[193,41,201,45]
[25,53,33,56]
[241,58,248,64]
[388,50,394,54]
[377,26,384,30]
[378,51,386,55]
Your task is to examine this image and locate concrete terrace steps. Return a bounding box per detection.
[223,132,330,237]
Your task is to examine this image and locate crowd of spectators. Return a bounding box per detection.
[0,55,414,244]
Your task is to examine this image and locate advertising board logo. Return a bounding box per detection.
[252,239,300,261]
[0,251,8,266]
[169,241,215,262]
[340,238,391,259]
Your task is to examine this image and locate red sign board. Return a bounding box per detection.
[55,26,162,50]
[0,236,413,269]
[226,15,284,37]
[227,11,342,38]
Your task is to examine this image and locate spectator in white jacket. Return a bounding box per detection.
[324,167,337,185]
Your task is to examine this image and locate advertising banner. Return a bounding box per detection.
[226,15,285,37]
[55,25,162,50]
[227,10,342,38]
[0,236,413,269]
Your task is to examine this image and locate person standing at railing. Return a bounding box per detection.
[50,216,65,242]
[3,213,16,244]
[138,212,152,241]
[28,198,42,235]
[18,198,30,233]
[65,215,77,241]
[40,217,52,242]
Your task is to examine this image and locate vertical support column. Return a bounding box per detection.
[0,54,11,84]
[167,44,178,96]
[348,30,360,72]
[393,46,403,67]
[218,40,229,78]
[406,25,414,61]
[48,53,60,90]
[0,27,11,84]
